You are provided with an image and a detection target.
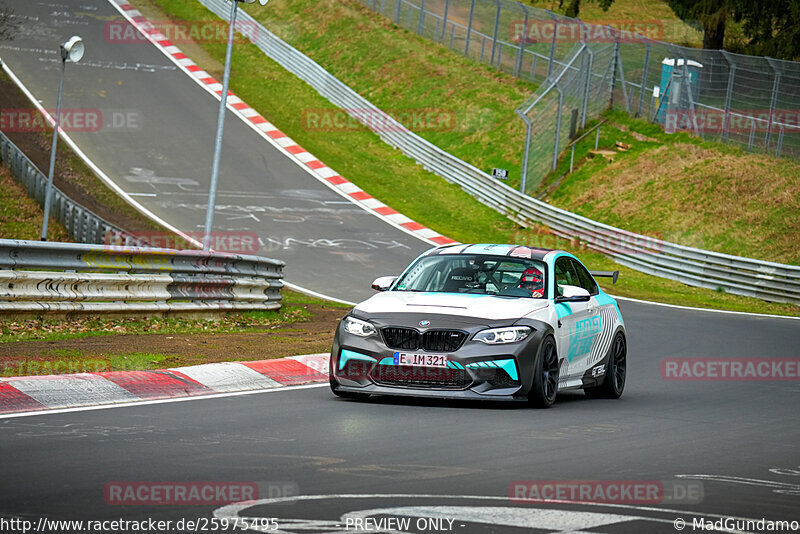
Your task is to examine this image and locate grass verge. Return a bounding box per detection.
[0,290,350,374]
[540,111,800,265]
[0,164,69,241]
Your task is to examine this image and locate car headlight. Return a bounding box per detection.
[343,316,377,337]
[474,326,532,344]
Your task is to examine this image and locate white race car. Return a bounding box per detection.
[330,244,627,407]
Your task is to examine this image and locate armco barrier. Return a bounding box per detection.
[195,0,800,306]
[0,130,124,245]
[0,239,284,313]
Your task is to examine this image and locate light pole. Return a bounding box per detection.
[203,0,268,251]
[41,35,84,241]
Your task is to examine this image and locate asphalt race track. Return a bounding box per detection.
[1,1,799,532]
[1,303,799,531]
[0,0,428,302]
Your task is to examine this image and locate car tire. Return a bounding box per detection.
[528,335,559,408]
[585,331,626,399]
[330,375,370,400]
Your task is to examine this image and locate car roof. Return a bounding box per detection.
[428,243,560,261]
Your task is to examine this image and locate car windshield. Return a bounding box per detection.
[393,254,547,298]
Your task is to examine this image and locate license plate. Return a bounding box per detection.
[393,352,448,368]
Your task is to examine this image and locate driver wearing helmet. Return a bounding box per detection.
[519,266,544,298]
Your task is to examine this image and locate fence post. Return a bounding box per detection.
[514,6,529,78]
[464,0,476,57]
[578,21,593,128]
[393,0,402,24]
[417,0,426,34]
[682,56,700,137]
[765,57,781,149]
[518,112,533,194]
[776,125,784,157]
[439,0,450,43]
[610,26,631,113]
[552,87,564,171]
[546,11,558,80]
[490,1,502,66]
[637,35,650,118]
[720,51,736,142]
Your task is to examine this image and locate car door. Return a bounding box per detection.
[572,258,619,378]
[569,258,606,375]
[553,256,594,383]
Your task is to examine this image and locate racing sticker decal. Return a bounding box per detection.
[586,306,619,368]
[567,315,603,362]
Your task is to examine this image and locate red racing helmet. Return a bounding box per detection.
[519,267,544,296]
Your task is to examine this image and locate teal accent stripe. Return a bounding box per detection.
[594,292,623,324]
[452,361,464,369]
[495,359,519,381]
[465,359,519,381]
[379,357,394,365]
[339,349,377,370]
[555,302,573,319]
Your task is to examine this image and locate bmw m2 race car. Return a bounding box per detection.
[330,244,627,407]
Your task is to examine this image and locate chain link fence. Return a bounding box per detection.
[356,0,800,193]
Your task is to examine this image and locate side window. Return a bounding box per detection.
[554,257,578,289]
[571,259,599,295]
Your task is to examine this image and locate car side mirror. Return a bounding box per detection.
[554,284,591,303]
[371,276,398,292]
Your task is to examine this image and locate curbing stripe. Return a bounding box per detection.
[241,359,326,386]
[168,362,282,393]
[98,370,212,399]
[110,0,456,248]
[0,355,331,415]
[5,374,140,410]
[0,382,46,414]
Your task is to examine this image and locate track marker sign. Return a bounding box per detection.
[492,168,509,180]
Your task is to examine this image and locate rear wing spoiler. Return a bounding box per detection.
[590,270,619,285]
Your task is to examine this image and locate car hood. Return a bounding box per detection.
[354,291,549,320]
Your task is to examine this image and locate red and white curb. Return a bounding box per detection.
[0,354,329,415]
[109,0,456,247]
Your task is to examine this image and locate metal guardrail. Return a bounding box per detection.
[0,130,124,245]
[197,0,800,306]
[0,239,285,313]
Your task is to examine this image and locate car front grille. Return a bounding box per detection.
[371,365,470,389]
[382,327,418,350]
[423,330,467,352]
[381,328,467,352]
